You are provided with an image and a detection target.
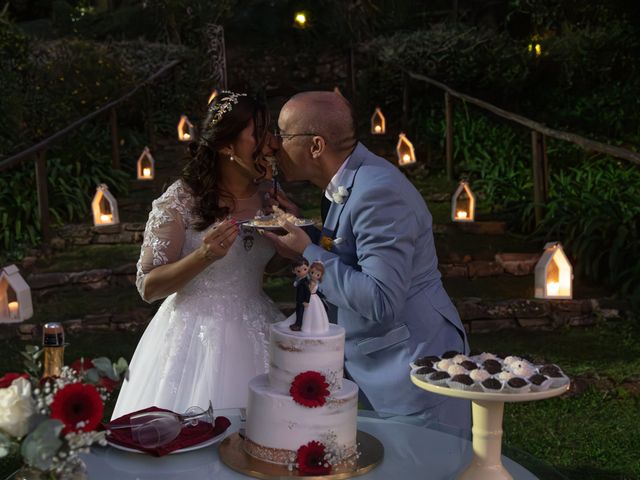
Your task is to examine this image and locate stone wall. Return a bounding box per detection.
[2,296,621,341]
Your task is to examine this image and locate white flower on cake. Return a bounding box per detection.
[452,354,469,364]
[331,186,349,204]
[447,365,466,377]
[509,361,536,378]
[497,371,515,382]
[0,377,35,438]
[503,356,521,367]
[436,359,454,371]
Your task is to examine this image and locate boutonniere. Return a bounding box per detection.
[320,236,344,251]
[331,186,349,204]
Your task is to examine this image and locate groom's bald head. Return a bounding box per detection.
[282,91,357,153]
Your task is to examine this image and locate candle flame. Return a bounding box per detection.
[143,167,152,178]
[456,210,468,219]
[100,214,112,223]
[546,281,560,296]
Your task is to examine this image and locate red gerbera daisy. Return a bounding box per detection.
[70,358,93,374]
[290,371,330,408]
[50,383,104,434]
[297,441,331,476]
[0,373,29,389]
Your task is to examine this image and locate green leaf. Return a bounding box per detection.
[20,419,64,471]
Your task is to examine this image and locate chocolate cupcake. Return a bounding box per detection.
[460,360,479,371]
[528,374,551,392]
[506,377,530,393]
[483,359,503,375]
[414,355,440,367]
[448,374,475,391]
[441,350,459,359]
[428,371,451,386]
[529,374,548,386]
[416,366,436,376]
[539,364,562,377]
[481,378,503,392]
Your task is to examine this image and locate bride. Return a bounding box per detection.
[112,92,297,418]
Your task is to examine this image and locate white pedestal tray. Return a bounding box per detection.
[410,373,570,480]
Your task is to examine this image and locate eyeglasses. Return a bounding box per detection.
[272,125,318,140]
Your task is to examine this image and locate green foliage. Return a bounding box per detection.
[537,155,640,302]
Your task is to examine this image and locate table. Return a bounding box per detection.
[92,410,550,480]
[6,410,567,480]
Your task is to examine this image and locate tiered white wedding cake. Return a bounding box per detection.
[244,319,359,466]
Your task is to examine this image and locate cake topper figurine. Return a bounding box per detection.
[290,257,311,332]
[302,261,329,334]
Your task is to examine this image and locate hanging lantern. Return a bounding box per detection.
[0,265,33,323]
[451,181,476,222]
[371,107,386,135]
[294,11,308,28]
[136,146,155,180]
[534,242,573,299]
[396,133,416,166]
[92,184,120,227]
[177,115,195,142]
[208,89,219,105]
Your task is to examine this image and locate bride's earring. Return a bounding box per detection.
[229,155,235,162]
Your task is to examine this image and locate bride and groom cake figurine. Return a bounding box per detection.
[290,257,329,334]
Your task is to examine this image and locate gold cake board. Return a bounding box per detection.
[219,431,384,479]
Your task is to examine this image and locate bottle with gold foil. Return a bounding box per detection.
[42,322,65,378]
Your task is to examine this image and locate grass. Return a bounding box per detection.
[34,245,140,272]
[1,320,639,479]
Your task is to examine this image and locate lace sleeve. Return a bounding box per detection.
[136,181,193,302]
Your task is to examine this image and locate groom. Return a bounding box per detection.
[266,91,470,432]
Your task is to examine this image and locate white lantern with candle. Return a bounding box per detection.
[177,115,196,142]
[136,146,155,180]
[396,133,416,166]
[534,242,573,299]
[371,107,386,135]
[92,184,120,227]
[0,265,33,323]
[451,181,476,222]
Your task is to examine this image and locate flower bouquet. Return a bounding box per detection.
[0,346,127,479]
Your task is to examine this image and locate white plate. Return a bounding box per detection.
[107,430,227,455]
[410,372,570,402]
[243,219,315,230]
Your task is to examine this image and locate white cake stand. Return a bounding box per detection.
[410,374,570,480]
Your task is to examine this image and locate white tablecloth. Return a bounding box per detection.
[81,411,538,480]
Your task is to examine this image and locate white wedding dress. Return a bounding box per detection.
[111,180,285,419]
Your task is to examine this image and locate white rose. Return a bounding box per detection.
[0,377,35,438]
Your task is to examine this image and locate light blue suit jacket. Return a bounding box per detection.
[303,143,469,415]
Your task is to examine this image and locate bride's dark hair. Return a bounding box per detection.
[181,92,269,231]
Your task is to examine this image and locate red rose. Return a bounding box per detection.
[50,383,104,434]
[0,373,29,388]
[290,371,330,408]
[70,358,93,374]
[297,441,331,475]
[98,376,118,393]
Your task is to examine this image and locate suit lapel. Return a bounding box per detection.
[322,143,367,238]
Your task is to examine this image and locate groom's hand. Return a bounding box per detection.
[261,220,312,258]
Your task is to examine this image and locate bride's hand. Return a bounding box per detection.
[200,219,239,261]
[265,190,301,217]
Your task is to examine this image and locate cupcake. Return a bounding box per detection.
[469,369,491,383]
[460,360,479,371]
[528,374,552,392]
[503,356,522,367]
[452,354,470,364]
[476,352,500,363]
[436,359,455,371]
[483,359,503,375]
[538,365,568,387]
[415,366,437,377]
[441,350,459,359]
[510,361,537,378]
[411,355,440,369]
[448,374,475,391]
[497,371,515,382]
[428,371,451,386]
[447,365,467,377]
[506,377,530,393]
[481,377,504,393]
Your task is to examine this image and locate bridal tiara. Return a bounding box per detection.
[209,91,248,127]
